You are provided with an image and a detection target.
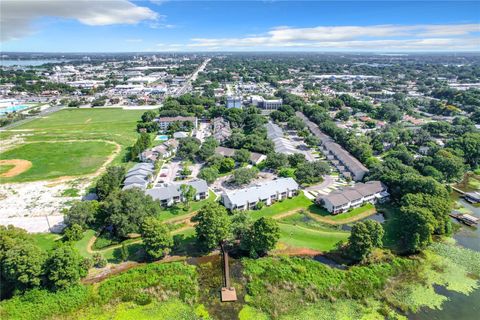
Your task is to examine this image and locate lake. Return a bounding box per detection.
[0,59,70,67]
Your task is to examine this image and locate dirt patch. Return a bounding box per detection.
[0,159,32,177]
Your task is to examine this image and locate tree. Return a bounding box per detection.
[198,137,218,160]
[2,243,46,292]
[278,167,295,178]
[233,148,251,164]
[92,253,107,268]
[219,157,235,173]
[63,224,83,242]
[231,211,253,245]
[401,193,452,235]
[231,167,258,186]
[177,137,201,160]
[192,202,231,251]
[180,184,197,211]
[304,135,320,147]
[347,220,384,262]
[45,244,88,290]
[120,243,128,262]
[397,206,436,254]
[335,109,350,121]
[130,132,152,160]
[141,217,173,260]
[265,153,289,170]
[294,161,330,185]
[244,217,280,257]
[287,117,306,130]
[96,166,126,200]
[141,110,157,123]
[65,200,99,229]
[287,153,306,168]
[447,132,480,167]
[431,149,465,182]
[103,189,162,238]
[198,167,219,184]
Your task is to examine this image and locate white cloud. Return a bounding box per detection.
[0,0,159,42]
[188,24,480,51]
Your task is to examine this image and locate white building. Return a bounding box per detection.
[221,178,299,211]
[226,96,242,108]
[250,95,282,110]
[316,181,389,214]
[155,116,198,131]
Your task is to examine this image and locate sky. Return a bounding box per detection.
[1,0,479,52]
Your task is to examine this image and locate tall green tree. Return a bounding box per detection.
[180,184,197,211]
[198,137,218,160]
[192,202,231,251]
[65,200,99,229]
[141,217,173,260]
[2,243,46,292]
[103,189,162,238]
[243,217,280,257]
[397,206,436,254]
[96,166,126,200]
[45,245,88,290]
[348,220,384,262]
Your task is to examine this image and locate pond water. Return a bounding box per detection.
[0,105,29,115]
[340,212,385,231]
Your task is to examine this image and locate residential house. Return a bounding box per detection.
[139,139,178,163]
[215,146,266,165]
[316,181,389,214]
[146,179,208,207]
[221,178,299,211]
[155,116,198,131]
[212,117,232,143]
[296,112,369,181]
[122,163,155,190]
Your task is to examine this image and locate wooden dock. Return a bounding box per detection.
[449,212,479,226]
[220,243,237,302]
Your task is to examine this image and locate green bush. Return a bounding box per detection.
[0,286,92,320]
[97,262,198,305]
[242,256,415,317]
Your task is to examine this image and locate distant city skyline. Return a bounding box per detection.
[1,0,479,52]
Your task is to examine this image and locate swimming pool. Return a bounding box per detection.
[0,105,30,115]
[155,135,169,141]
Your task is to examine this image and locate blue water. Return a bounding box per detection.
[0,59,69,67]
[0,105,29,115]
[155,135,169,141]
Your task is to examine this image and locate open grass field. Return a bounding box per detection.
[31,233,62,251]
[0,141,116,183]
[249,192,313,220]
[0,108,144,181]
[277,223,349,252]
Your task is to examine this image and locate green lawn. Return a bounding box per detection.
[0,141,116,183]
[0,164,14,175]
[249,192,313,219]
[157,190,216,222]
[0,108,144,168]
[31,233,62,251]
[278,223,349,252]
[75,229,96,258]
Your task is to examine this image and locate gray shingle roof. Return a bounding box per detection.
[146,179,208,201]
[222,178,299,208]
